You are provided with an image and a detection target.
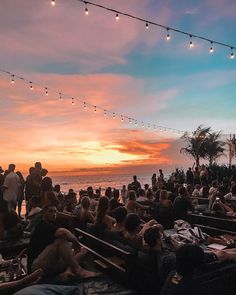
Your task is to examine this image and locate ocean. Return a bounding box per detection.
[50,173,154,194]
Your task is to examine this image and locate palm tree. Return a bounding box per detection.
[204,132,225,166]
[180,125,211,167]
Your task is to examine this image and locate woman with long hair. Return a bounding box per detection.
[95,196,115,230]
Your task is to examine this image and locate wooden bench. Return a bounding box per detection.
[190,213,236,234]
[74,228,132,281]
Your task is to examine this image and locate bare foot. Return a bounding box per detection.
[59,270,76,282]
[78,268,101,279]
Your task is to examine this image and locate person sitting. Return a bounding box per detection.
[109,189,122,211]
[74,196,95,230]
[160,244,206,295]
[94,196,115,231]
[27,206,98,281]
[154,190,173,229]
[112,206,127,233]
[40,177,59,208]
[0,200,24,241]
[212,198,235,218]
[143,226,176,282]
[126,190,149,215]
[173,187,193,221]
[123,213,142,247]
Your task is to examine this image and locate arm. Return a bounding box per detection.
[135,201,149,210]
[55,227,80,251]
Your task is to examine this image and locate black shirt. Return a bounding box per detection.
[28,220,58,265]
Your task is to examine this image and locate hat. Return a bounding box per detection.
[0,166,4,173]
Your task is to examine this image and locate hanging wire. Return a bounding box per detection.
[75,0,236,52]
[0,67,201,136]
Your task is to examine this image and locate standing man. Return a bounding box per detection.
[3,164,20,210]
[128,175,141,195]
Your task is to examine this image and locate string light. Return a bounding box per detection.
[230,47,234,59]
[51,0,56,6]
[11,75,15,84]
[209,41,214,53]
[146,22,149,30]
[76,0,236,57]
[116,13,119,21]
[0,68,190,135]
[85,2,88,15]
[189,35,194,48]
[30,81,33,90]
[166,28,170,40]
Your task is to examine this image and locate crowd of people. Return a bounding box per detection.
[1,162,236,294]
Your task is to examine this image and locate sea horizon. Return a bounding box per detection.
[49,172,171,194]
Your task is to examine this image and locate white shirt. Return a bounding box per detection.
[3,172,20,202]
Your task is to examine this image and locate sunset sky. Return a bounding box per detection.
[0,0,235,175]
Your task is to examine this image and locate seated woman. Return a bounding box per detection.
[125,190,149,215]
[74,196,95,230]
[123,213,142,247]
[40,177,59,209]
[94,196,115,232]
[112,206,127,233]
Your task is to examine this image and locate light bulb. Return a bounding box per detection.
[104,110,107,117]
[113,113,115,119]
[189,35,194,48]
[94,106,97,113]
[166,28,170,40]
[146,22,149,30]
[51,0,56,6]
[30,82,33,90]
[72,98,74,105]
[84,102,87,110]
[85,7,88,15]
[230,48,234,59]
[209,42,214,53]
[116,13,119,21]
[45,87,48,95]
[11,75,15,84]
[59,93,62,101]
